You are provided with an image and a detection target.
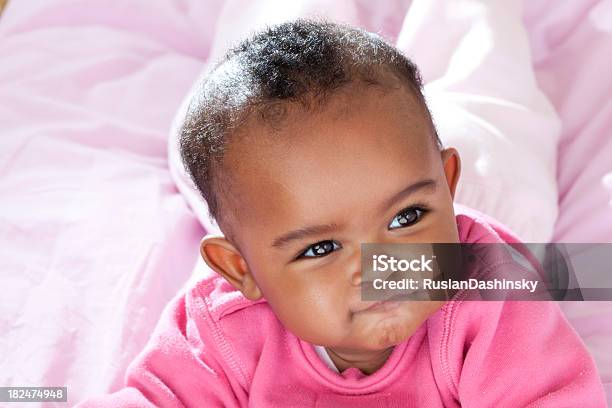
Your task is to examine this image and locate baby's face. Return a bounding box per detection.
[210,84,460,352]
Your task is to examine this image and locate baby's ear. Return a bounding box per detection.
[440,147,461,199]
[199,236,263,300]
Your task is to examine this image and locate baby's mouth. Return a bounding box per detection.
[355,280,436,314]
[352,294,407,314]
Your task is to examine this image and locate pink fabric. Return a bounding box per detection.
[74,209,606,407]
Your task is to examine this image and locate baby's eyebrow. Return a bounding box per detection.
[379,178,437,212]
[271,223,340,249]
[270,179,437,250]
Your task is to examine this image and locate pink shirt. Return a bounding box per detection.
[75,205,607,407]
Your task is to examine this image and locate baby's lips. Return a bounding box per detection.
[351,293,407,313]
[352,300,383,314]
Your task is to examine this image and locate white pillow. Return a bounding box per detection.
[398,0,560,242]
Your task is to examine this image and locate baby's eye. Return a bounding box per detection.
[297,240,341,259]
[388,206,428,230]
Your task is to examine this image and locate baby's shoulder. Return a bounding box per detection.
[426,299,593,402]
[185,272,280,330]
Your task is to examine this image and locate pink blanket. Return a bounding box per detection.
[527,0,612,399]
[1,0,611,405]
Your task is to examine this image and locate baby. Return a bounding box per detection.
[77,19,606,407]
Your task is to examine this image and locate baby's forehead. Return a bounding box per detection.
[218,83,440,231]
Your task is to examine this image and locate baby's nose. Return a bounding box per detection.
[351,267,362,286]
[348,250,362,286]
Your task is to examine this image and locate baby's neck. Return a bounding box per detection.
[326,346,395,375]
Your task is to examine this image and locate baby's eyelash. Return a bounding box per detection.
[388,204,430,230]
[294,239,341,260]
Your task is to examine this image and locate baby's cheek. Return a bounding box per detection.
[273,288,346,342]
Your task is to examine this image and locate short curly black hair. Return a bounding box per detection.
[179,18,441,232]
